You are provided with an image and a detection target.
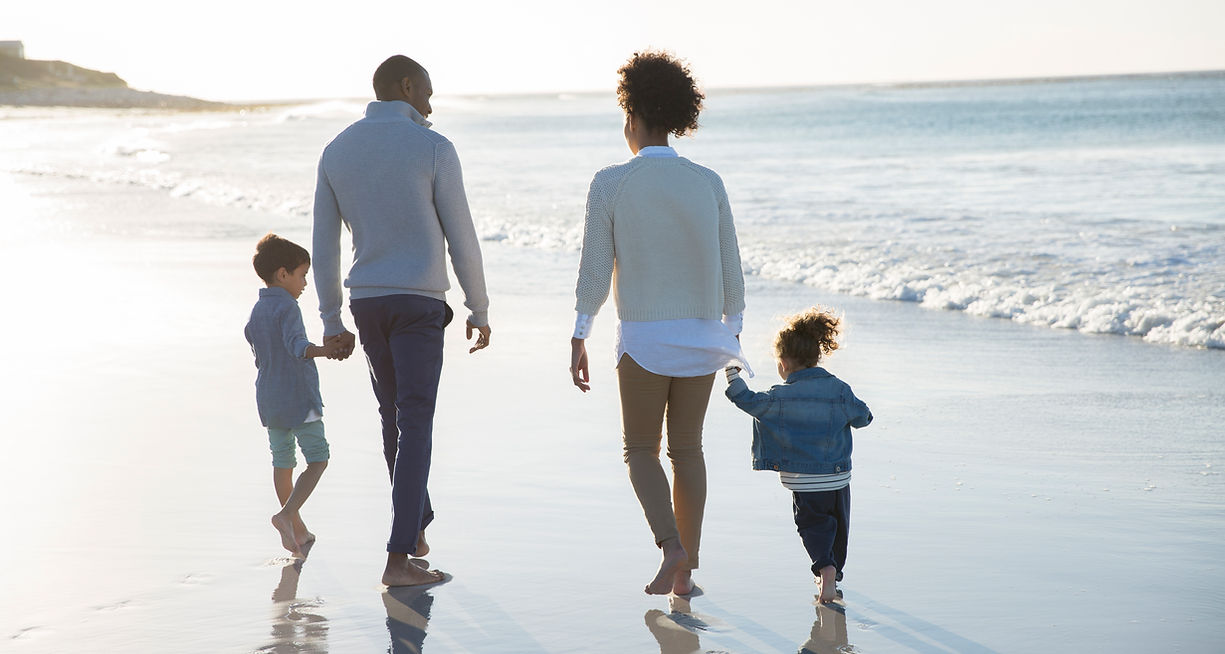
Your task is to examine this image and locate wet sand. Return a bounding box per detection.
[2,173,1224,652]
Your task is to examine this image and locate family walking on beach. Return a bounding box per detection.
[244,52,872,604]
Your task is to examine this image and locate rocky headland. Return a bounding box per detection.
[0,54,231,110]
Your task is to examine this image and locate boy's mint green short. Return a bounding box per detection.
[267,419,330,468]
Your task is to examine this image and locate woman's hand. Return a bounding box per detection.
[570,337,590,392]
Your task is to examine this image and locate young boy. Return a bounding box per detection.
[245,233,339,557]
[724,307,873,603]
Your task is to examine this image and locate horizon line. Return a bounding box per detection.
[217,67,1225,106]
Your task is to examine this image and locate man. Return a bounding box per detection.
[313,55,492,587]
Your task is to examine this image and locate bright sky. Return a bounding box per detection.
[5,0,1224,101]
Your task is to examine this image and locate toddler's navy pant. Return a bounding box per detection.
[792,486,850,579]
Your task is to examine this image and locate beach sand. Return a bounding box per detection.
[2,172,1223,653]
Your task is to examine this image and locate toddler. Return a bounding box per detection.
[725,307,872,603]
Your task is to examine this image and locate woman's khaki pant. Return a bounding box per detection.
[617,355,715,570]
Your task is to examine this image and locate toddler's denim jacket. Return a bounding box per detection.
[726,366,872,474]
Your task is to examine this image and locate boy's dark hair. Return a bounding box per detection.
[775,307,842,367]
[616,50,704,137]
[253,233,310,284]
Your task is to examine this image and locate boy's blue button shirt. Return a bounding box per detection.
[726,366,872,474]
[244,287,323,429]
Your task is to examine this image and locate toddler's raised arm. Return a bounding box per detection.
[724,366,774,417]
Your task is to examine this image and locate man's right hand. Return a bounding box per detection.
[325,331,356,360]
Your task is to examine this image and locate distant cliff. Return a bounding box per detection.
[0,54,229,109]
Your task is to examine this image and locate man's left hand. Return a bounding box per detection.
[466,320,491,354]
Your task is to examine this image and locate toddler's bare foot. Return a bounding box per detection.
[645,538,687,595]
[817,565,838,604]
[672,568,695,596]
[413,530,429,558]
[271,513,300,556]
[382,559,445,587]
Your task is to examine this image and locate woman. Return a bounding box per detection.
[569,51,749,595]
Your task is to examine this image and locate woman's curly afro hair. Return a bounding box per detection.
[616,50,704,137]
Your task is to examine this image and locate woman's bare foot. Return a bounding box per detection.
[671,568,695,596]
[645,538,688,595]
[817,565,838,604]
[382,554,445,587]
[271,513,300,555]
[413,530,429,558]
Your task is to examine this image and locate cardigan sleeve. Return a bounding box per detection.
[714,174,746,317]
[574,172,615,316]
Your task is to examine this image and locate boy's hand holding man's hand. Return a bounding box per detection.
[324,331,356,360]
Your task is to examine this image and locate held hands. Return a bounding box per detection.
[570,337,590,392]
[324,331,356,361]
[466,320,492,354]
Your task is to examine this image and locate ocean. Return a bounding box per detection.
[2,71,1223,350]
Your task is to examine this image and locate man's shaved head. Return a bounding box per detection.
[373,55,427,101]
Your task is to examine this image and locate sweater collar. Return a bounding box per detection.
[786,366,832,383]
[364,100,433,128]
[636,145,677,158]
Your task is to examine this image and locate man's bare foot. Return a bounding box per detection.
[645,538,688,595]
[271,514,300,556]
[671,568,695,596]
[817,565,838,604]
[382,556,445,587]
[412,530,429,558]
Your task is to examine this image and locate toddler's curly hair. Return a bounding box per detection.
[775,307,842,367]
[616,50,704,137]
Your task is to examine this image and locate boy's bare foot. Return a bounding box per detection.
[412,530,429,558]
[817,565,838,604]
[382,557,445,587]
[671,568,695,596]
[271,514,300,556]
[645,538,688,595]
[296,528,316,547]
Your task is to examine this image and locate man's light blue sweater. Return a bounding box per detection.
[313,101,489,336]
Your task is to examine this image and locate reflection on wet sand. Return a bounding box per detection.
[383,583,437,654]
[799,598,851,654]
[645,593,854,654]
[258,544,329,653]
[644,594,709,654]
